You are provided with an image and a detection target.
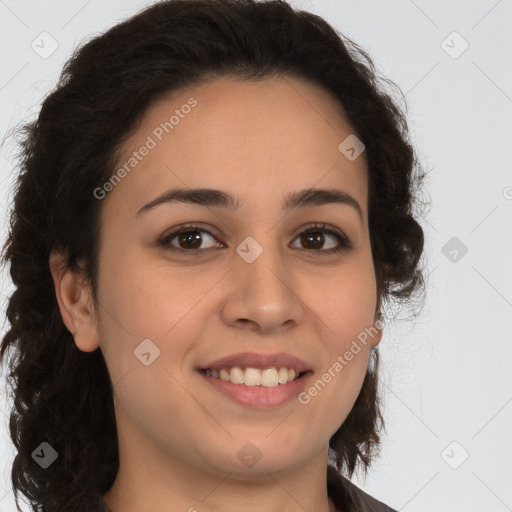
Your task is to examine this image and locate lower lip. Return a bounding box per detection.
[199,371,313,408]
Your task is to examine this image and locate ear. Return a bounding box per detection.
[49,251,100,352]
[370,312,384,348]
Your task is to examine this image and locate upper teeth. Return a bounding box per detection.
[204,367,300,387]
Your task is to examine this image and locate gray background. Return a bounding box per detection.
[1,0,511,511]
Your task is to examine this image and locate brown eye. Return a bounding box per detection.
[158,222,351,255]
[298,231,325,250]
[176,230,204,250]
[291,224,352,254]
[159,224,221,253]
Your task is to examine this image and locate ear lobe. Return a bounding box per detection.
[49,252,100,352]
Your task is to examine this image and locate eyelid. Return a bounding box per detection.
[292,222,348,241]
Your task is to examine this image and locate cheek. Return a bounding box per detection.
[307,258,377,338]
[299,262,376,419]
[98,246,204,336]
[96,251,220,389]
[95,258,205,429]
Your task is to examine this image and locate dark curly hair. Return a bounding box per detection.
[0,0,426,511]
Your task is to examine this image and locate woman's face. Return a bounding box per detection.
[90,76,381,478]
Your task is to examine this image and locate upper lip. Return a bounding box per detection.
[200,352,312,373]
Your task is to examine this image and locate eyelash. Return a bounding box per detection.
[158,222,352,255]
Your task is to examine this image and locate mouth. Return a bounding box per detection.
[199,366,310,388]
[198,367,313,408]
[197,351,313,408]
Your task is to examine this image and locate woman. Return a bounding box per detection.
[0,1,425,511]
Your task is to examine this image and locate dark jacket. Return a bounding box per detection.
[34,465,397,512]
[327,465,398,511]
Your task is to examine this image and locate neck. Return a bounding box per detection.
[103,428,338,512]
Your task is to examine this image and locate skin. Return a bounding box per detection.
[50,75,382,512]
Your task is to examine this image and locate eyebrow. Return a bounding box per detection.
[135,187,363,222]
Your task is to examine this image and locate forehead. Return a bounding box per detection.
[103,75,368,219]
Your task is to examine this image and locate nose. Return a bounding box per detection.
[219,237,304,334]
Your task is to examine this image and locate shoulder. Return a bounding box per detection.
[341,476,398,512]
[327,465,398,512]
